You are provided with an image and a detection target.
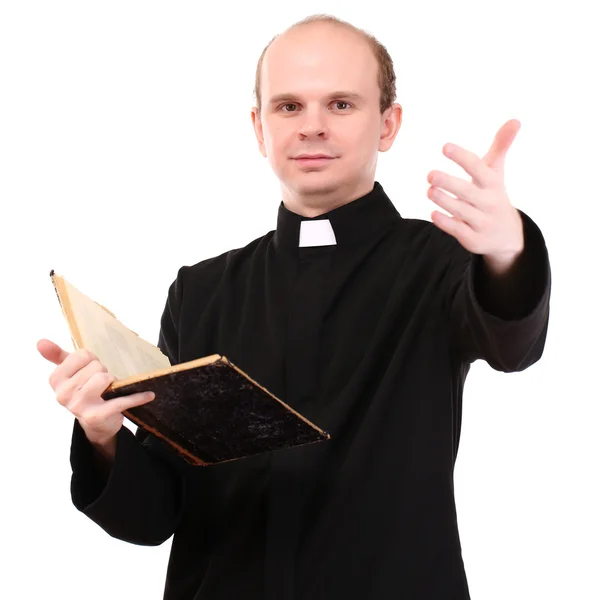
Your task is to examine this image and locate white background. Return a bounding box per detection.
[1,1,599,598]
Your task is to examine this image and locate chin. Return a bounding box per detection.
[283,167,342,189]
[292,177,342,197]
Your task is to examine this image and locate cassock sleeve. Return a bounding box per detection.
[69,270,188,546]
[442,209,551,371]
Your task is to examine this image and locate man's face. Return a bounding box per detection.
[251,24,401,207]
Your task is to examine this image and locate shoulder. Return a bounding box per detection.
[390,216,467,262]
[170,231,273,295]
[394,209,548,271]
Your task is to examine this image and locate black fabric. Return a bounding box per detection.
[69,181,551,599]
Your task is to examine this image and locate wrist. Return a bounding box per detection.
[483,249,523,278]
[82,427,118,461]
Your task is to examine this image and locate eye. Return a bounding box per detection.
[334,101,351,110]
[278,101,353,113]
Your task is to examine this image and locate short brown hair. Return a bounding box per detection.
[254,14,397,116]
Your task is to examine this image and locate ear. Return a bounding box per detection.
[378,103,402,153]
[251,107,267,158]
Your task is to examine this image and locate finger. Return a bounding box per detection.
[442,144,498,188]
[66,372,120,418]
[427,186,483,229]
[80,390,155,436]
[37,339,71,366]
[431,211,475,247]
[56,361,110,408]
[72,359,109,392]
[427,172,480,207]
[49,348,103,390]
[92,389,156,420]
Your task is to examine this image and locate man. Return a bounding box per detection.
[38,14,551,600]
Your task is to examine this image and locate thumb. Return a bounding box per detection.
[37,339,71,365]
[483,119,521,172]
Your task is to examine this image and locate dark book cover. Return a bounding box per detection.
[102,355,330,466]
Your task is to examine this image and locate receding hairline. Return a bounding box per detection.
[259,20,378,103]
[264,19,372,67]
[283,17,367,39]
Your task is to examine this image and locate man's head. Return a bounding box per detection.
[251,15,402,216]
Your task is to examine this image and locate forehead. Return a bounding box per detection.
[261,25,378,98]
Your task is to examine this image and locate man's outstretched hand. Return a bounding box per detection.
[427,119,525,277]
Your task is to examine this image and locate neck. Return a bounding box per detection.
[281,178,376,218]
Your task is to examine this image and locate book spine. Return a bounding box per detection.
[50,271,84,351]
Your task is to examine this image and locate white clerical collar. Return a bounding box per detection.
[299,219,337,247]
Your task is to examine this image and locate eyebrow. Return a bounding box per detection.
[268,91,364,105]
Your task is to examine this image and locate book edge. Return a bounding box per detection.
[50,270,84,351]
[108,354,224,390]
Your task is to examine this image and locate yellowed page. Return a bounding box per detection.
[62,278,171,380]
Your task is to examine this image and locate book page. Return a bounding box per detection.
[64,279,171,380]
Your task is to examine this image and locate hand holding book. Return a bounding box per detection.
[37,339,156,460]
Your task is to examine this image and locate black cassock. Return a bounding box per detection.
[70,181,551,599]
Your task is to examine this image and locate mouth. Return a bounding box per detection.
[293,156,337,168]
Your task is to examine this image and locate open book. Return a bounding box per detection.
[50,270,330,466]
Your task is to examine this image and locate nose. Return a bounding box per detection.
[297,106,330,139]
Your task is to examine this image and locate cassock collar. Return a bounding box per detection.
[274,181,401,252]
